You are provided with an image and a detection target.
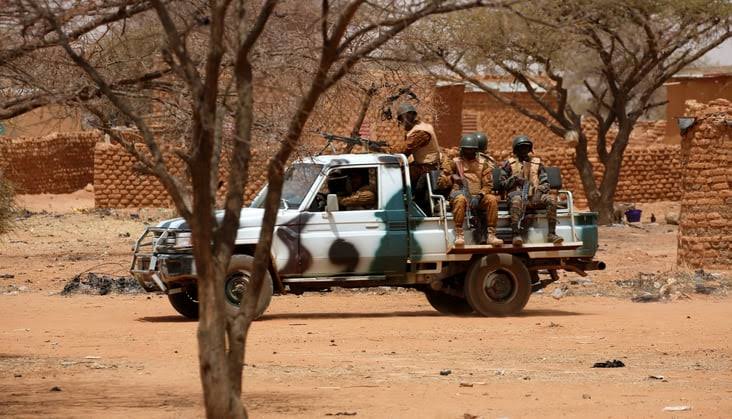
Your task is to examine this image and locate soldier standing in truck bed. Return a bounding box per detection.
[500,135,563,246]
[392,103,441,189]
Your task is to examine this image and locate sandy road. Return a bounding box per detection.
[1,292,731,418]
[1,198,730,417]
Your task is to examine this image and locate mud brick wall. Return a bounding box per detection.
[541,145,682,208]
[0,132,101,194]
[93,141,276,208]
[458,145,681,209]
[677,99,732,269]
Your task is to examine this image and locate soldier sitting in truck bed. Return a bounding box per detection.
[444,134,503,247]
[500,135,563,246]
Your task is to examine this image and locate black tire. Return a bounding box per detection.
[224,255,273,320]
[168,286,199,319]
[424,288,474,316]
[464,254,532,316]
[166,255,274,320]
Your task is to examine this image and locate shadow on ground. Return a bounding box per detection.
[136,315,197,323]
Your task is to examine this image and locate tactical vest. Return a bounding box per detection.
[454,155,488,195]
[407,122,440,166]
[508,156,541,194]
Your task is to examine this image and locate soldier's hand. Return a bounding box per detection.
[508,175,523,187]
[538,184,550,194]
[451,174,462,186]
[469,194,482,210]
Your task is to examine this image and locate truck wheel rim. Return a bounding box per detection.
[225,271,250,305]
[483,271,516,303]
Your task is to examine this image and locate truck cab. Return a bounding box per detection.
[131,153,604,319]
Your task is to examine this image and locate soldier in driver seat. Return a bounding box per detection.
[328,169,376,211]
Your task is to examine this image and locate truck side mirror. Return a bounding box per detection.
[326,194,339,212]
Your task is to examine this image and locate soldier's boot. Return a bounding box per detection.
[511,225,523,247]
[547,219,563,244]
[454,227,465,247]
[546,233,563,244]
[487,227,503,247]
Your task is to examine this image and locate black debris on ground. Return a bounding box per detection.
[61,272,143,296]
[592,359,625,368]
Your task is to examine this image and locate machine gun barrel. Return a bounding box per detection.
[317,131,388,153]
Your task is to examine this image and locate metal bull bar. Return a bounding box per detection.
[130,227,191,292]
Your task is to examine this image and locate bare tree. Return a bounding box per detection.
[415,0,732,223]
[1,1,510,416]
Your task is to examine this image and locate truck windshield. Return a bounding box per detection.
[250,163,323,209]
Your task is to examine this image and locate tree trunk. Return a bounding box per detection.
[594,120,634,225]
[572,130,612,221]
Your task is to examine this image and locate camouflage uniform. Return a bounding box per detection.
[500,155,562,245]
[474,132,498,169]
[444,153,502,247]
[448,157,498,225]
[339,184,377,210]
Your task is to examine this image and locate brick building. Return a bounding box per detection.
[433,80,555,152]
[664,66,732,144]
[677,99,732,269]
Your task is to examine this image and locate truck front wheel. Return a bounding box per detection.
[465,254,531,316]
[423,289,473,316]
[167,255,273,320]
[168,286,199,319]
[224,255,273,320]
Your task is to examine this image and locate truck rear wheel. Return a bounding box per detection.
[423,289,473,316]
[464,254,531,316]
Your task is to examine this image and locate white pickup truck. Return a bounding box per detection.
[131,153,604,318]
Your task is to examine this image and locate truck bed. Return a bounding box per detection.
[446,241,583,255]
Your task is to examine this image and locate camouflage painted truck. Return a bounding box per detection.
[131,153,605,319]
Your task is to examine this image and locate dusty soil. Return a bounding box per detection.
[1,195,731,418]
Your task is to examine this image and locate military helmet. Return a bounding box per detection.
[512,135,533,152]
[474,132,488,152]
[396,103,417,120]
[459,133,479,150]
[327,170,350,195]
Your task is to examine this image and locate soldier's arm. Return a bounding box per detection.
[339,187,376,209]
[499,161,513,190]
[402,130,432,156]
[436,157,455,190]
[480,161,494,196]
[537,162,550,191]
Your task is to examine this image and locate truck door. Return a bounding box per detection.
[297,164,408,276]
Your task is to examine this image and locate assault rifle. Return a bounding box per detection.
[316,131,388,154]
[453,159,474,230]
[516,162,531,232]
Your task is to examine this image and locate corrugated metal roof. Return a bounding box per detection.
[671,65,732,79]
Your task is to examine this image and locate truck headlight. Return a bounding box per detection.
[174,232,192,248]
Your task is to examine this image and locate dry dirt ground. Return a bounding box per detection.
[1,194,731,418]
